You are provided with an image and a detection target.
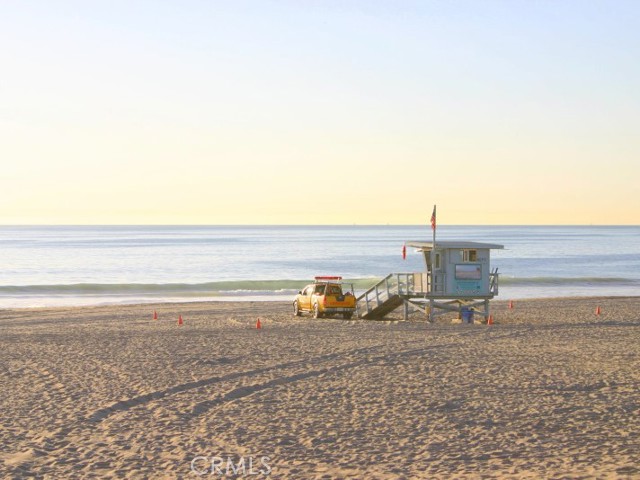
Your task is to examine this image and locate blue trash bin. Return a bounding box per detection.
[461,307,474,323]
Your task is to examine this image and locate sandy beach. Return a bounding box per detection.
[1,297,639,479]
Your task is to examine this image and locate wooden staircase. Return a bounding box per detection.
[357,273,419,319]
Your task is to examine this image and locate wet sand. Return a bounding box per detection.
[1,297,639,479]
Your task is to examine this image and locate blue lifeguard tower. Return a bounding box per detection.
[356,240,504,322]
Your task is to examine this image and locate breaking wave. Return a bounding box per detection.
[0,278,383,298]
[499,276,640,287]
[1,277,638,299]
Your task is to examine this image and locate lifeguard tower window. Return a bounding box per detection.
[435,253,441,269]
[462,250,477,262]
[455,264,482,280]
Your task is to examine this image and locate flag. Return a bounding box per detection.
[430,205,436,231]
[402,243,406,260]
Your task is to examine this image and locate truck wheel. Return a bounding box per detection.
[313,303,321,319]
[293,301,301,317]
[343,313,353,320]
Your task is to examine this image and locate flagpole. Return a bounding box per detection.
[428,205,436,322]
[430,205,436,301]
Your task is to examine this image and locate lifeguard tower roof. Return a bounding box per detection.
[406,241,504,250]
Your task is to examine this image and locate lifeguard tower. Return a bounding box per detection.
[356,241,504,322]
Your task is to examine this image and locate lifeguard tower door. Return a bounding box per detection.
[423,249,444,294]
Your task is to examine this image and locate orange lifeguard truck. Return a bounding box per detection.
[293,276,357,319]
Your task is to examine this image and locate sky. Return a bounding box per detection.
[1,0,639,225]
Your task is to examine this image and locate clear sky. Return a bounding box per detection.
[1,1,638,225]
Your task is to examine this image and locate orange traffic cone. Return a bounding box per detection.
[256,318,262,329]
[595,305,601,316]
[508,300,514,309]
[487,315,494,326]
[177,315,183,326]
[153,310,158,320]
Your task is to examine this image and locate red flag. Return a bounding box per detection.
[430,205,436,230]
[402,243,406,260]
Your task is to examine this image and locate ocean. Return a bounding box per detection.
[1,225,639,308]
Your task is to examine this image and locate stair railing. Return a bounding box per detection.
[357,273,424,316]
[489,268,499,295]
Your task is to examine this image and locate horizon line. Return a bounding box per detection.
[1,224,638,228]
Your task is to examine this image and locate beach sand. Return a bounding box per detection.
[1,297,639,479]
